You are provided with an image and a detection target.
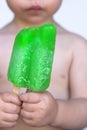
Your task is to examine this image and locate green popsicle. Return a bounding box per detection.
[7,24,56,92]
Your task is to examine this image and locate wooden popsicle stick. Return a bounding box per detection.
[13,86,27,95]
[13,86,20,95]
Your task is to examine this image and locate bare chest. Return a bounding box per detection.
[0,35,71,99]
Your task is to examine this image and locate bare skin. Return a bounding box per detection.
[0,20,65,130]
[1,0,87,129]
[1,18,87,130]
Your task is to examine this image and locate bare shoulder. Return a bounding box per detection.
[0,26,8,42]
[0,24,13,35]
[0,21,19,36]
[56,24,87,52]
[65,31,87,57]
[0,22,17,44]
[0,25,14,42]
[64,30,87,68]
[0,24,16,54]
[67,31,87,50]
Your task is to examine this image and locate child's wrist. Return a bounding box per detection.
[50,99,59,127]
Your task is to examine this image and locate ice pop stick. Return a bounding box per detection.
[13,86,27,94]
[13,86,20,94]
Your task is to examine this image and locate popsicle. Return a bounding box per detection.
[7,23,56,93]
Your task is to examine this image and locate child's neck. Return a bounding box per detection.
[6,17,64,34]
[12,17,56,30]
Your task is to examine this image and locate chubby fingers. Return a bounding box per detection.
[1,92,21,106]
[3,103,21,114]
[0,112,19,128]
[1,112,19,122]
[19,92,41,103]
[0,92,21,114]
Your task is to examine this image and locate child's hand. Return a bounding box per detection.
[19,91,58,127]
[0,92,21,128]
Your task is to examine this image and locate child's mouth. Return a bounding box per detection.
[29,6,43,11]
[25,6,43,15]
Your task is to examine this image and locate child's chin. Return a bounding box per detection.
[27,16,46,24]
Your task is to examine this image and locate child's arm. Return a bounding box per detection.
[0,92,21,128]
[51,37,87,129]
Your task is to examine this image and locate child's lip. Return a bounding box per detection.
[25,6,43,15]
[28,6,42,10]
[28,6,43,10]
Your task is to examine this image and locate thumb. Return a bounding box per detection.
[19,92,41,103]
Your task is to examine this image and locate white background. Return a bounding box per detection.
[0,0,87,129]
[0,0,87,40]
